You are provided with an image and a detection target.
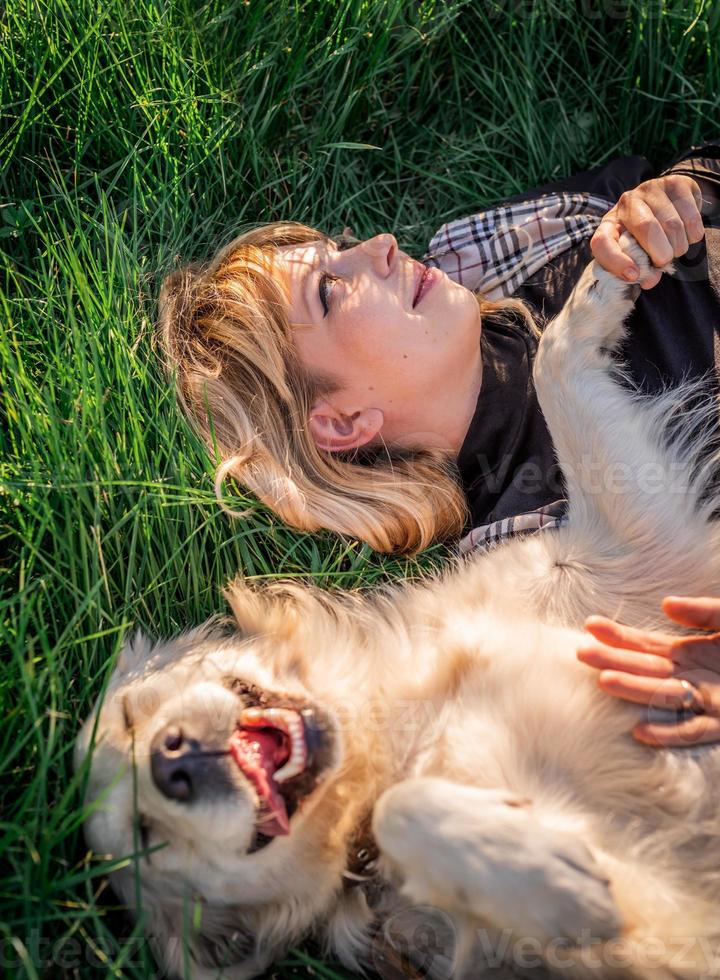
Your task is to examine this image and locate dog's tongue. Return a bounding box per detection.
[229,728,291,836]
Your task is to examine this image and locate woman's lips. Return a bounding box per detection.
[412,263,441,307]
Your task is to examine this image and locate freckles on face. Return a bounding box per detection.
[275,237,481,405]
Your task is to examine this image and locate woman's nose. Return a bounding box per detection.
[361,233,397,278]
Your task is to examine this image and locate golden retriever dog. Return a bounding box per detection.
[76,237,720,980]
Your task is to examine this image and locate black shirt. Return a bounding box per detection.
[457,143,720,530]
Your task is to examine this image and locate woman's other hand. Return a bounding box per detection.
[577,595,720,747]
[590,175,704,289]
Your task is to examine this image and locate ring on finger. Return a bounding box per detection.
[679,678,707,715]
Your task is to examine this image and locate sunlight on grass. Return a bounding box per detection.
[1,0,718,976]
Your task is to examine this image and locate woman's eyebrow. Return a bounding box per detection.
[290,248,327,328]
[276,252,314,329]
[301,261,317,323]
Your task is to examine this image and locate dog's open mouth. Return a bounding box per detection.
[229,705,332,848]
[229,708,303,837]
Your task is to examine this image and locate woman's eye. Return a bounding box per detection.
[319,273,338,317]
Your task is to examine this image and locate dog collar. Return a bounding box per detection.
[342,810,380,893]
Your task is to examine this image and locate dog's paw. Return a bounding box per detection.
[587,231,675,314]
[373,779,622,948]
[616,230,675,281]
[506,820,622,946]
[541,232,670,361]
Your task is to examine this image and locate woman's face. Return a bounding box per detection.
[276,234,482,453]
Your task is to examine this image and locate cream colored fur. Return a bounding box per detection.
[76,237,720,979]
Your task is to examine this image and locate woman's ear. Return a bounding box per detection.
[308,399,384,452]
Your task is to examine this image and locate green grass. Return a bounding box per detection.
[1,0,719,976]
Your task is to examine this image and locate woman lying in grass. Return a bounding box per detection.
[159,141,720,743]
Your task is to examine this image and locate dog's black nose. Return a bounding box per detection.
[150,726,198,802]
[150,723,238,804]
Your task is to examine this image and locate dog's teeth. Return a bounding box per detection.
[239,707,308,784]
[274,716,307,784]
[240,707,266,722]
[240,706,293,733]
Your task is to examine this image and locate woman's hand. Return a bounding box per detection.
[577,595,720,747]
[590,175,705,289]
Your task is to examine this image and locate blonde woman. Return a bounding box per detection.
[160,141,720,743]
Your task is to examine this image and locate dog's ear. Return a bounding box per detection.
[115,629,154,677]
[141,895,270,979]
[223,577,313,642]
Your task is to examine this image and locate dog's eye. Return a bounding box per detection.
[137,816,152,857]
[223,677,268,707]
[122,696,133,732]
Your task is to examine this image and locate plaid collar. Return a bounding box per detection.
[459,501,568,555]
[423,190,613,299]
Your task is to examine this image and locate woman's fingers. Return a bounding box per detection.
[662,594,720,631]
[595,669,706,710]
[666,182,705,244]
[620,191,684,267]
[667,636,720,675]
[591,214,654,283]
[583,615,678,656]
[632,713,720,748]
[582,611,720,676]
[590,175,704,288]
[580,597,720,748]
[576,638,673,678]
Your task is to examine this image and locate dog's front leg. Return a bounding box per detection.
[530,236,720,617]
[373,777,621,955]
[533,233,678,538]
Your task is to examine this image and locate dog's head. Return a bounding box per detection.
[75,581,376,979]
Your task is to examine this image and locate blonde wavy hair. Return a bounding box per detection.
[158,221,536,554]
